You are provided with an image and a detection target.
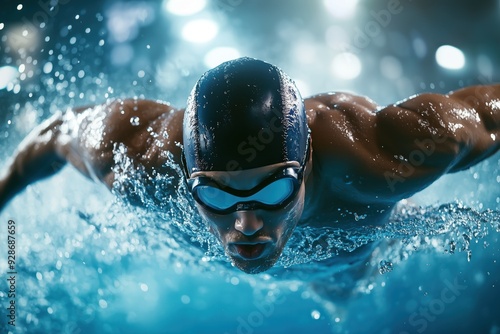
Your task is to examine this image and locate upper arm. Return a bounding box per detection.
[306,86,500,203]
[58,99,184,188]
[1,98,184,210]
[378,86,499,174]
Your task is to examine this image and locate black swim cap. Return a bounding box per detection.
[183,57,308,174]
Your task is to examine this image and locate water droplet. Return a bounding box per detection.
[449,240,456,253]
[181,295,191,304]
[43,62,53,74]
[98,299,108,309]
[311,310,321,320]
[379,260,393,274]
[354,213,366,221]
[130,116,140,126]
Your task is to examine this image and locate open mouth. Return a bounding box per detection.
[231,243,268,260]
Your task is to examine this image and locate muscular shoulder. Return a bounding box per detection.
[304,92,390,202]
[304,92,379,163]
[104,99,185,168]
[101,99,182,148]
[67,98,184,177]
[302,87,499,204]
[305,92,379,114]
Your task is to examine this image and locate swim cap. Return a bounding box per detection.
[183,57,308,174]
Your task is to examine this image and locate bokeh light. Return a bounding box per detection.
[435,45,466,70]
[380,56,403,79]
[323,0,358,19]
[0,66,19,90]
[331,52,362,80]
[204,47,241,68]
[163,0,207,16]
[181,19,219,43]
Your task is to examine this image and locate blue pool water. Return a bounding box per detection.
[1,147,498,333]
[1,1,500,333]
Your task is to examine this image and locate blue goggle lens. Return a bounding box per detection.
[195,177,296,212]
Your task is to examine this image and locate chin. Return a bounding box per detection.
[232,258,277,274]
[230,250,282,274]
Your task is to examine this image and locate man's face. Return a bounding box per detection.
[192,162,306,274]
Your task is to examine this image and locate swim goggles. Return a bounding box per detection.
[181,137,310,215]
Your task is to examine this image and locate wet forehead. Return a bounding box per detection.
[190,161,300,190]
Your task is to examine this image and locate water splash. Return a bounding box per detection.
[1,99,498,334]
[378,260,393,274]
[1,138,498,334]
[109,144,500,274]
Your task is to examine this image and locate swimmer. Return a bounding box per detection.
[1,57,499,274]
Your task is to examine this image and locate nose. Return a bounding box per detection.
[234,211,263,236]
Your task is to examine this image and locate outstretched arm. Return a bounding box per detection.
[0,113,67,210]
[0,99,184,211]
[306,84,500,203]
[377,84,499,198]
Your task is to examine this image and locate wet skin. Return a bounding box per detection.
[1,85,499,273]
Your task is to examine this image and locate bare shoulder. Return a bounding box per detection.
[303,92,388,203]
[100,99,183,158]
[305,91,379,115]
[304,92,380,170]
[64,98,184,184]
[305,92,380,152]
